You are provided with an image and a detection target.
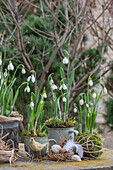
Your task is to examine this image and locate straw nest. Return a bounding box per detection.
[47,137,75,161]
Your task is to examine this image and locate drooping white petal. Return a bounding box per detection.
[24,86,30,93]
[62,97,66,102]
[30,102,34,110]
[93,93,96,98]
[62,84,67,90]
[104,87,107,94]
[50,79,54,86]
[27,76,31,82]
[52,84,57,90]
[7,63,14,71]
[86,104,89,107]
[74,108,77,113]
[4,72,7,78]
[31,75,35,83]
[21,68,26,74]
[79,99,84,105]
[41,100,44,104]
[59,85,63,90]
[63,57,69,64]
[43,92,47,98]
[0,59,2,65]
[89,80,93,87]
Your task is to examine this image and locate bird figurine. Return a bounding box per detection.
[63,139,83,159]
[29,137,49,161]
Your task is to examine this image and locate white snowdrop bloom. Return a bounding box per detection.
[4,72,7,78]
[43,92,47,98]
[104,87,107,94]
[50,79,54,86]
[59,85,63,90]
[7,62,14,71]
[63,57,69,64]
[0,74,1,79]
[0,59,2,65]
[79,99,84,106]
[30,102,34,110]
[21,68,26,74]
[0,86,1,90]
[27,76,31,82]
[52,84,57,90]
[74,108,77,113]
[89,80,93,87]
[62,97,66,102]
[93,93,96,98]
[62,84,67,90]
[4,82,6,85]
[86,104,89,107]
[31,75,35,83]
[41,100,44,104]
[24,86,30,93]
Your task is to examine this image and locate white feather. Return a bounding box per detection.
[63,140,83,158]
[63,140,75,153]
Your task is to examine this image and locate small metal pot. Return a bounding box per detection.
[48,127,78,145]
[0,121,19,149]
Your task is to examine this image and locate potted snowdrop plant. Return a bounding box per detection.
[23,73,55,159]
[46,51,78,145]
[74,75,107,158]
[0,52,27,148]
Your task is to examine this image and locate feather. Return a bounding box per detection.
[63,140,75,153]
[74,144,83,158]
[63,139,83,158]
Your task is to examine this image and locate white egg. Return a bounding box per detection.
[51,144,61,153]
[71,154,81,161]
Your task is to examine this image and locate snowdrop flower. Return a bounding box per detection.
[93,93,96,98]
[104,87,107,94]
[59,85,63,90]
[41,100,44,104]
[43,92,47,98]
[4,70,7,77]
[31,75,35,83]
[63,57,69,64]
[7,62,14,71]
[62,84,67,90]
[86,104,89,107]
[21,68,26,74]
[74,108,77,113]
[24,86,30,93]
[0,59,2,65]
[0,74,1,79]
[0,86,1,90]
[30,102,34,110]
[63,97,66,102]
[27,76,31,82]
[89,80,93,87]
[50,79,54,86]
[79,99,84,106]
[52,84,57,90]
